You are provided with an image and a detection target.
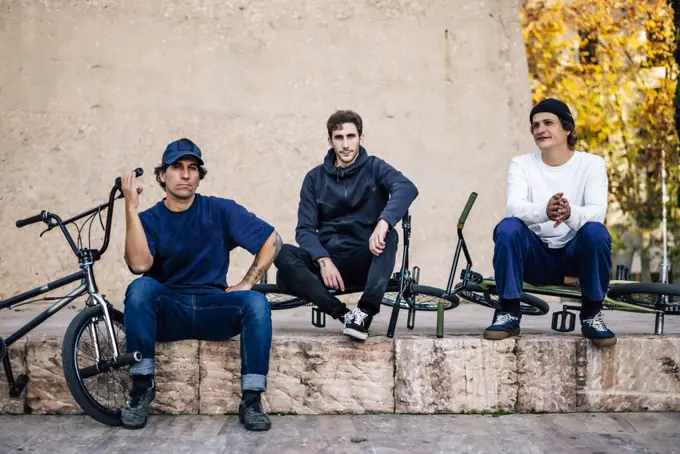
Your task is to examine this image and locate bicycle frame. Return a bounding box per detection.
[386,211,413,338]
[0,170,142,398]
[468,279,657,313]
[0,267,120,396]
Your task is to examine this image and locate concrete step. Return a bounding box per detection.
[1,330,679,416]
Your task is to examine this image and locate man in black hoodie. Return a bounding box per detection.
[274,110,419,340]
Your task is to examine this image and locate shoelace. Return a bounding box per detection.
[493,313,518,326]
[127,388,146,406]
[245,401,268,419]
[352,309,369,326]
[127,381,154,406]
[583,312,608,332]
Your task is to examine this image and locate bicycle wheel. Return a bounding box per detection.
[62,304,130,426]
[456,283,550,315]
[251,284,309,310]
[382,284,460,311]
[608,282,680,314]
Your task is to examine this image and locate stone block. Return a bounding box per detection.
[150,340,200,415]
[395,336,517,413]
[200,336,394,415]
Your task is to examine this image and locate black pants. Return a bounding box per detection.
[274,230,399,319]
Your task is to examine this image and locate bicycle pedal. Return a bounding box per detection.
[460,269,484,284]
[311,305,326,328]
[9,374,28,398]
[551,309,576,333]
[407,307,416,330]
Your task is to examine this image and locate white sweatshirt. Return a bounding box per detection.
[506,151,608,249]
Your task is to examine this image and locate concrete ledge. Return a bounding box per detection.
[1,334,679,415]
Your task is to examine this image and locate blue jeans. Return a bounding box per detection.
[493,217,612,302]
[123,277,272,391]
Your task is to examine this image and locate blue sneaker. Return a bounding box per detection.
[581,312,617,347]
[483,312,521,340]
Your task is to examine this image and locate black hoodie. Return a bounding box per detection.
[295,147,419,260]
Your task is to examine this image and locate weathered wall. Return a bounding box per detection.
[0,0,534,305]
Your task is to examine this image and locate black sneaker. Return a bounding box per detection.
[483,312,521,340]
[238,400,271,431]
[581,311,617,347]
[343,308,371,341]
[121,378,156,430]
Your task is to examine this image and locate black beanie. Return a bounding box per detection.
[530,98,574,125]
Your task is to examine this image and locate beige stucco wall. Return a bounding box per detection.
[0,0,534,307]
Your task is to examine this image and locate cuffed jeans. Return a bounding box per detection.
[123,277,272,391]
[493,217,612,302]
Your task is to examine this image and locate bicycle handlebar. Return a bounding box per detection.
[458,192,478,228]
[16,212,47,228]
[15,167,144,260]
[114,168,144,191]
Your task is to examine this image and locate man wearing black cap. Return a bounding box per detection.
[119,138,282,430]
[483,98,616,347]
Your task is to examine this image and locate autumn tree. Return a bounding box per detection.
[521,0,679,281]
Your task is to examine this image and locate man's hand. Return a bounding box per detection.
[554,198,571,227]
[226,281,253,293]
[546,192,564,223]
[121,169,144,210]
[369,219,390,256]
[317,257,345,292]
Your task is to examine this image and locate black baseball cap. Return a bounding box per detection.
[162,138,204,166]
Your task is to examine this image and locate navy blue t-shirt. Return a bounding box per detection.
[138,194,274,292]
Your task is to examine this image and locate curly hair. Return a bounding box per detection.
[153,163,208,190]
[327,110,363,138]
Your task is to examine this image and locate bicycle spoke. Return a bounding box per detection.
[75,316,130,410]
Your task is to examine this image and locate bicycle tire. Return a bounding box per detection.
[382,284,460,311]
[62,304,130,427]
[251,284,309,310]
[607,282,680,315]
[456,284,550,315]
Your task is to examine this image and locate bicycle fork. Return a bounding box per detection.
[78,293,141,379]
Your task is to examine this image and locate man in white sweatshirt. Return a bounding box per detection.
[484,98,616,347]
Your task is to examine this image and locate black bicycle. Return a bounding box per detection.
[0,169,144,426]
[252,193,550,337]
[253,211,461,336]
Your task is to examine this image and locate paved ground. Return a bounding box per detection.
[0,413,679,453]
[2,300,679,339]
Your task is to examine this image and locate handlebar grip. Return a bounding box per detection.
[16,211,46,228]
[115,167,144,190]
[458,192,478,227]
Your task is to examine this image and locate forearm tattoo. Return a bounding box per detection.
[245,232,283,284]
[273,232,283,260]
[244,262,266,284]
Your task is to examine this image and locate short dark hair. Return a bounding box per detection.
[327,110,363,138]
[153,163,208,190]
[530,118,578,150]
